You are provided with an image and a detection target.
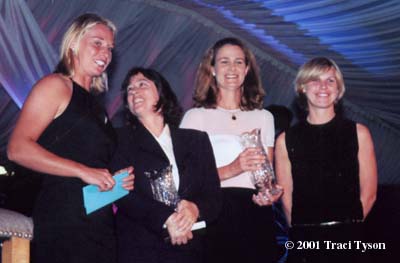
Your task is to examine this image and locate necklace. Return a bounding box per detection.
[217,106,240,121]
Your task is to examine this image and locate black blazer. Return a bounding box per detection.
[110,120,221,263]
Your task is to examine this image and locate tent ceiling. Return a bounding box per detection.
[1,0,399,183]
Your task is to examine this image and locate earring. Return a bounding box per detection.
[212,72,216,77]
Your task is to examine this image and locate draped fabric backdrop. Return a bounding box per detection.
[1,0,400,186]
[1,0,400,260]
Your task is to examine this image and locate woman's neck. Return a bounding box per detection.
[72,74,92,91]
[217,89,241,110]
[139,113,165,137]
[307,107,336,125]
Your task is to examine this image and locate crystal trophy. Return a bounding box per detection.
[145,165,180,208]
[240,128,282,196]
[145,165,206,233]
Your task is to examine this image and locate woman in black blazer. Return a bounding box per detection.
[111,67,221,263]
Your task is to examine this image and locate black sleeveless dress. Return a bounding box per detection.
[285,115,364,263]
[32,81,117,263]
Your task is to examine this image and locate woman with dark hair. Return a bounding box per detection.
[111,67,221,263]
[7,13,134,263]
[120,67,183,127]
[180,37,281,263]
[275,57,377,262]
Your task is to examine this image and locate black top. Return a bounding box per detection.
[285,115,363,225]
[33,80,117,262]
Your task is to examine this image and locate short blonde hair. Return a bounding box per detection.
[295,57,345,99]
[58,13,116,93]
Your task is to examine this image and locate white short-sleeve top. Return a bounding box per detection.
[180,107,275,189]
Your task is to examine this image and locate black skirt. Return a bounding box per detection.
[205,187,277,263]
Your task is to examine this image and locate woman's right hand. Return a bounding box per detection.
[165,212,193,245]
[219,147,267,180]
[79,166,115,191]
[231,147,266,174]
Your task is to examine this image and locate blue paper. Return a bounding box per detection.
[82,171,129,214]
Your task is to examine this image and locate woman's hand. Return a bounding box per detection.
[176,200,199,233]
[114,166,135,191]
[218,147,267,181]
[252,184,283,206]
[233,147,267,174]
[79,166,115,192]
[165,212,193,245]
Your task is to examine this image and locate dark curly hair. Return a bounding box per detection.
[121,67,183,127]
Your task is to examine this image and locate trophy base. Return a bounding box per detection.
[269,188,283,196]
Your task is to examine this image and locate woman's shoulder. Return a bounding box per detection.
[32,73,72,96]
[113,125,140,152]
[172,126,210,147]
[284,120,305,138]
[175,126,208,138]
[244,108,274,124]
[114,124,145,140]
[181,107,212,129]
[260,108,274,119]
[182,107,209,117]
[24,73,72,110]
[355,122,372,139]
[36,73,70,88]
[247,108,273,118]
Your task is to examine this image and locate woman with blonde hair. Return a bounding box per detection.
[181,37,281,263]
[275,57,377,262]
[7,13,134,263]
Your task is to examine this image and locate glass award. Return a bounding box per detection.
[241,128,282,196]
[145,165,180,208]
[145,165,206,232]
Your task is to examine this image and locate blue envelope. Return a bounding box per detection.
[82,171,129,214]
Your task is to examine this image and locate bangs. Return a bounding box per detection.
[301,65,333,84]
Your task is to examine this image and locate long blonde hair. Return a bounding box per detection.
[56,13,116,93]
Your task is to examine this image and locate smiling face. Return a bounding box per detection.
[126,73,160,119]
[72,23,114,78]
[212,44,249,91]
[303,68,339,110]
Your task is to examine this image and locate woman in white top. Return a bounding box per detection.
[180,37,282,263]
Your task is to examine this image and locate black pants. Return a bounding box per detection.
[205,188,277,263]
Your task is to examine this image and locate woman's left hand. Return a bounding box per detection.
[252,184,283,206]
[176,200,199,232]
[114,166,134,191]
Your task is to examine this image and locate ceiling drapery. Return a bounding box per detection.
[0,0,399,184]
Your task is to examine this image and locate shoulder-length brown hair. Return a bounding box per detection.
[193,37,265,110]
